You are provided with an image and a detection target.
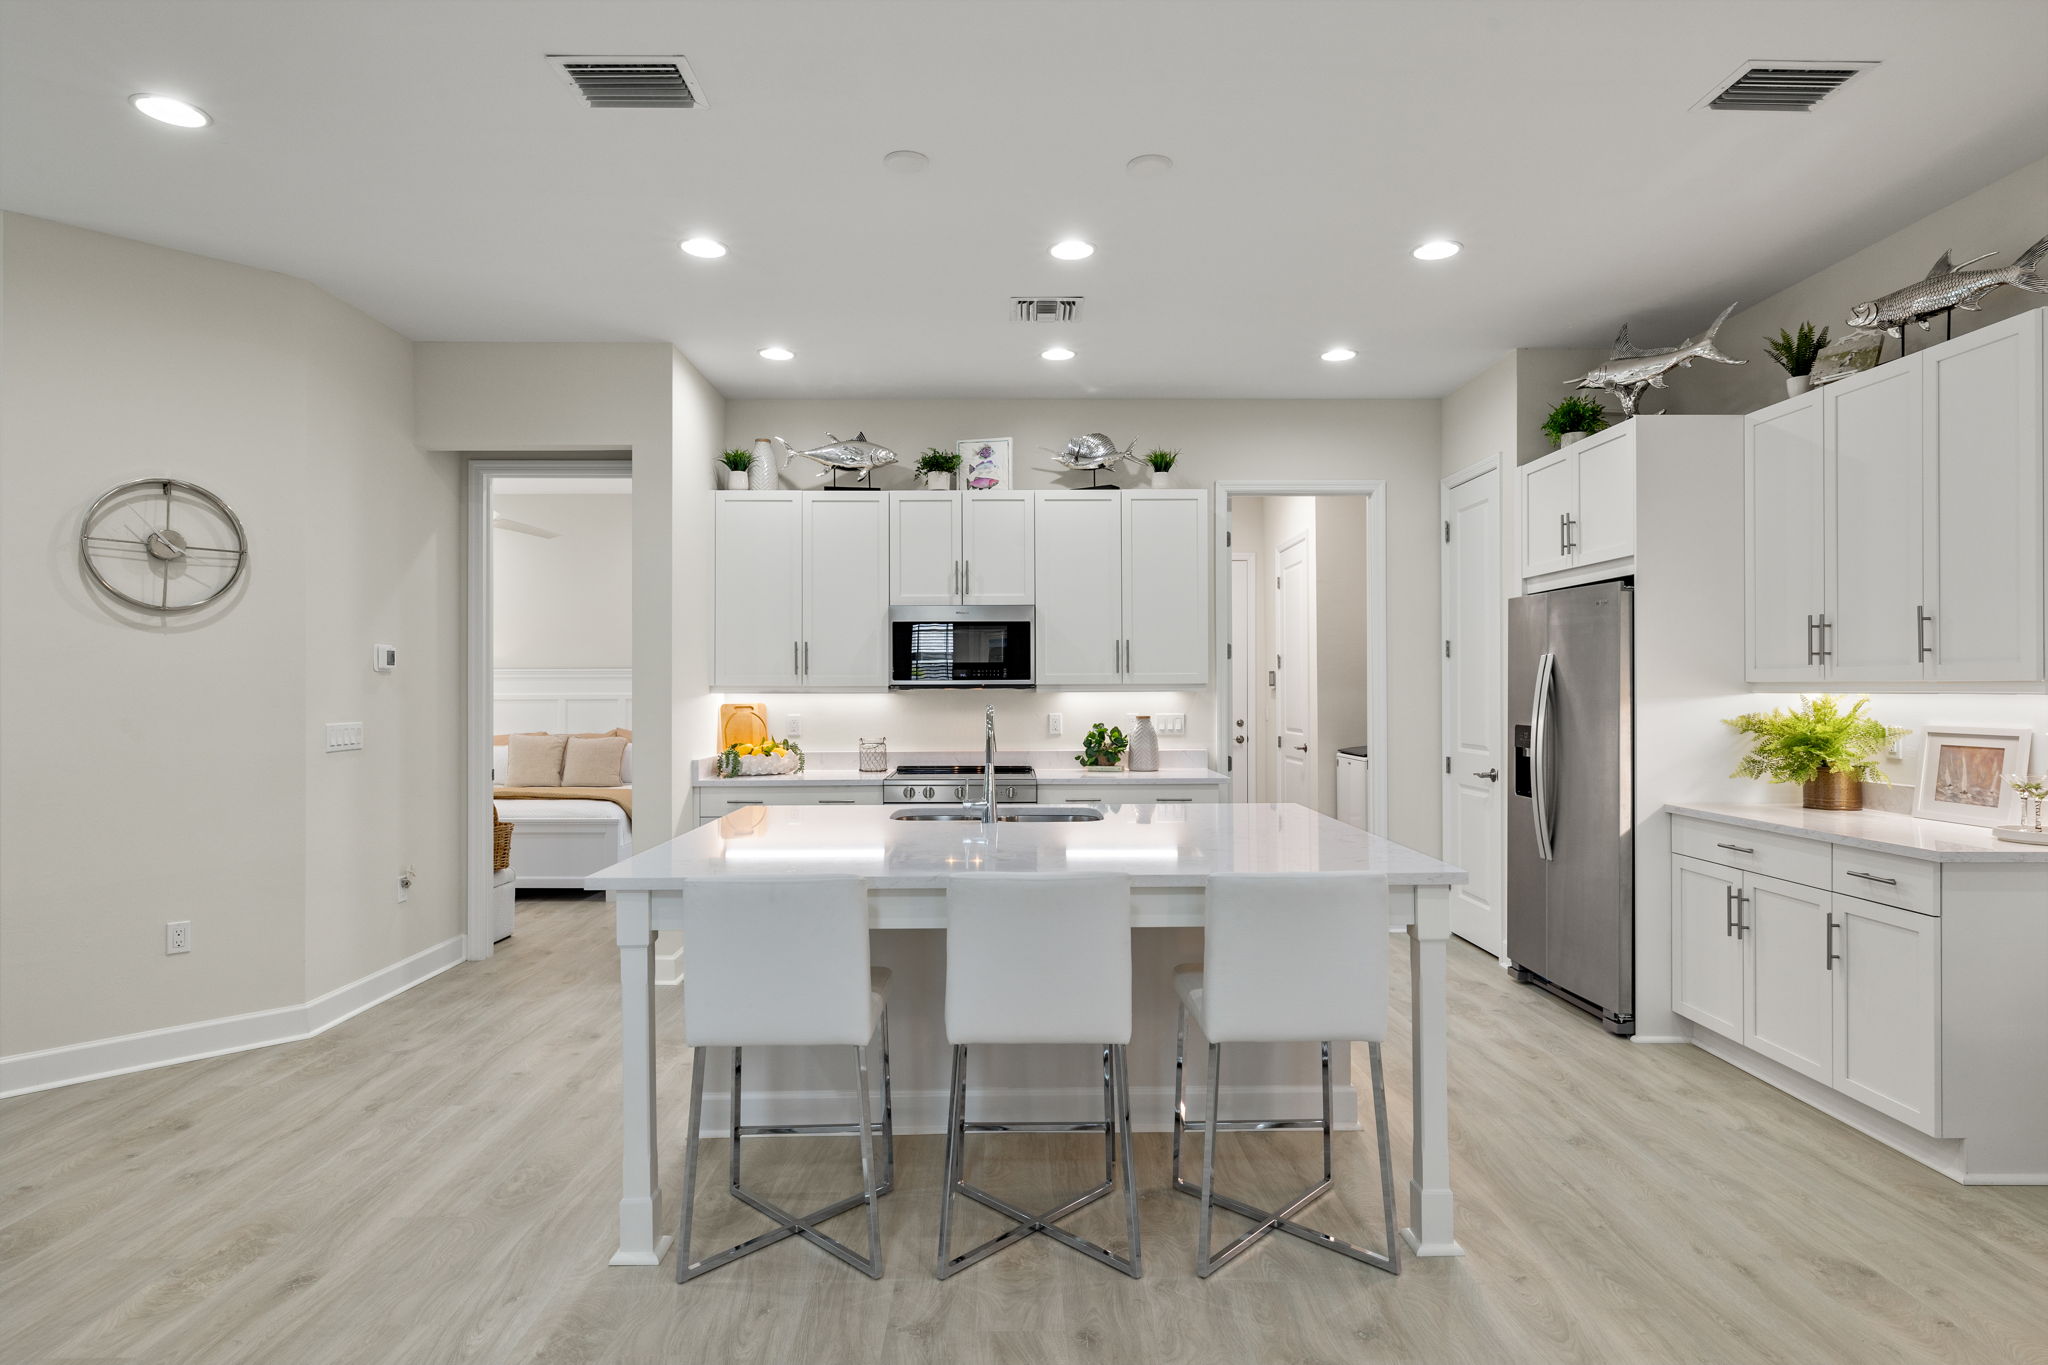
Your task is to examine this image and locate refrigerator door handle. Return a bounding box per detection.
[1531,650,1556,862]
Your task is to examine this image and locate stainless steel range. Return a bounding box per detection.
[886,764,1037,805]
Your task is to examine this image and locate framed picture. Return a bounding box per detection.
[1911,725,2033,827]
[956,438,1011,493]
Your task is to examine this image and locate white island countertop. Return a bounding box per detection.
[689,759,1230,789]
[1667,802,2048,862]
[591,801,1461,890]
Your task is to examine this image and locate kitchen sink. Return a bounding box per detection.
[889,807,983,821]
[890,805,1106,823]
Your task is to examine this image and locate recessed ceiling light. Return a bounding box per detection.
[1049,239,1094,261]
[1412,239,1462,261]
[679,237,726,258]
[1126,153,1173,179]
[1041,347,1075,361]
[882,149,930,173]
[1321,347,1357,363]
[758,346,794,361]
[129,94,210,128]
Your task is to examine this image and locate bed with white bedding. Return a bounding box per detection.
[493,741,633,890]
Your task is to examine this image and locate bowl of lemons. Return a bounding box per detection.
[717,737,805,778]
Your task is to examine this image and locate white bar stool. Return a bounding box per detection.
[673,875,893,1283]
[1171,871,1400,1279]
[937,872,1142,1280]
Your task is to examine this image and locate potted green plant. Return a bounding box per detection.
[1542,395,1610,449]
[1143,449,1179,489]
[720,449,752,491]
[1076,722,1129,769]
[916,448,963,491]
[1724,694,1907,811]
[1764,322,1830,398]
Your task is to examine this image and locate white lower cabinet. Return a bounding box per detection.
[1047,783,1223,804]
[1744,875,1834,1085]
[1831,895,1940,1131]
[1671,856,1744,1039]
[696,785,880,824]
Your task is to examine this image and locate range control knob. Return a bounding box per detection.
[923,786,935,799]
[901,786,915,799]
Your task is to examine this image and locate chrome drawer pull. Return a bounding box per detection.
[1715,842,1756,855]
[1845,870,1898,886]
[1158,797,1193,803]
[816,799,856,805]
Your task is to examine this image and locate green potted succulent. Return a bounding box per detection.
[1765,322,1830,398]
[720,449,753,491]
[1077,722,1129,769]
[1144,449,1179,488]
[1542,395,1610,449]
[916,448,963,490]
[1724,695,1907,811]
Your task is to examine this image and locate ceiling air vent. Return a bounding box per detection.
[1698,61,1874,111]
[547,55,703,108]
[1013,297,1084,324]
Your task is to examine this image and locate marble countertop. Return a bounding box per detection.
[590,802,1465,889]
[1666,803,2048,863]
[691,756,1229,788]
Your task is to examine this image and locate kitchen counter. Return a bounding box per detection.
[689,755,1230,789]
[1665,802,2048,863]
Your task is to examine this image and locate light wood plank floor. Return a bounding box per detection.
[4,894,2045,1365]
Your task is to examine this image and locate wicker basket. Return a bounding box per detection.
[492,817,513,872]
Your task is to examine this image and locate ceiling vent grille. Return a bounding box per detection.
[1013,297,1084,323]
[1699,61,1874,111]
[548,55,702,108]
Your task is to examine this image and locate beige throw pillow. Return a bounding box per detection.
[506,733,570,787]
[562,735,628,788]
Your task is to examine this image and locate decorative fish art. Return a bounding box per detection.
[776,432,899,485]
[1564,302,1745,418]
[1847,234,2048,337]
[1040,433,1137,488]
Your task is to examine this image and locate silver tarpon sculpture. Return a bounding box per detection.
[1564,303,1745,417]
[776,432,899,485]
[1847,234,2048,337]
[1041,433,1138,488]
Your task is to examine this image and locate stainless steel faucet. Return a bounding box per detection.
[981,705,998,824]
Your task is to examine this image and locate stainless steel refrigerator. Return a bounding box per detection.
[1508,581,1634,1035]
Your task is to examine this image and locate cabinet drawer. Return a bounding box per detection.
[1671,817,1832,889]
[697,785,880,818]
[1831,845,1940,917]
[1048,783,1221,804]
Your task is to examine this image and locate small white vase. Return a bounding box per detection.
[725,469,747,490]
[1148,469,1171,488]
[1128,716,1158,772]
[1786,375,1813,397]
[748,437,777,490]
[1559,430,1589,447]
[924,472,953,491]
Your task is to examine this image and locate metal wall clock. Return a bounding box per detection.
[79,478,249,613]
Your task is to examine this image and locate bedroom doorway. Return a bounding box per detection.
[465,459,632,960]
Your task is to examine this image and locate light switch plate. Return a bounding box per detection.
[1046,713,1063,737]
[786,714,802,737]
[1155,713,1187,736]
[325,722,365,752]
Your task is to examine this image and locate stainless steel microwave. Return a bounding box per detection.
[888,606,1034,689]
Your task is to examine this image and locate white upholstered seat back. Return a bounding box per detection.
[1199,873,1389,1044]
[944,873,1133,1045]
[680,875,871,1047]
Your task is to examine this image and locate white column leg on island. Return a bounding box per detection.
[611,890,672,1267]
[1403,884,1463,1256]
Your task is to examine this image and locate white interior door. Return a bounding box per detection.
[1276,531,1314,809]
[1229,552,1254,802]
[1442,467,1504,956]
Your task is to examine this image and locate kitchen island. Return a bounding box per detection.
[590,801,1467,1267]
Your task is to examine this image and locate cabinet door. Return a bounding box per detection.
[1035,493,1125,685]
[713,493,804,688]
[1571,429,1635,566]
[1826,360,1927,681]
[802,492,889,687]
[889,492,961,606]
[1122,490,1210,686]
[1743,873,1833,1084]
[962,492,1035,605]
[1746,395,1827,683]
[1832,895,1941,1134]
[1521,452,1576,578]
[1671,856,1744,1040]
[1923,313,2044,683]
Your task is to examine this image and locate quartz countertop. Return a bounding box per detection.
[691,756,1229,788]
[589,802,1464,889]
[1666,803,2048,863]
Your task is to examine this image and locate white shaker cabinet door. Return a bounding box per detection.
[1743,873,1834,1085]
[1671,856,1744,1041]
[961,492,1035,605]
[1571,428,1635,567]
[1034,492,1125,686]
[1521,452,1576,578]
[713,493,804,688]
[1826,360,1927,681]
[1923,311,2044,683]
[802,492,889,687]
[889,491,961,606]
[1831,895,1941,1135]
[1122,490,1210,686]
[1745,394,1827,684]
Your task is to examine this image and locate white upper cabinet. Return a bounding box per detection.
[1121,490,1211,686]
[713,493,804,688]
[889,492,962,606]
[962,493,1035,605]
[1521,453,1577,578]
[1518,425,1634,581]
[1826,359,1927,682]
[1745,392,1827,684]
[801,493,889,687]
[1034,492,1126,686]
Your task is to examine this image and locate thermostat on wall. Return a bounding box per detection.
[372,644,398,672]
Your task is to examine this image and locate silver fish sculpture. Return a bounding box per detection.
[1043,433,1135,471]
[1846,234,2048,337]
[1564,302,1745,418]
[776,431,899,482]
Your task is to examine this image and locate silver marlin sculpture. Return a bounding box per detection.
[1847,233,2048,337]
[1564,302,1745,418]
[1043,433,1136,472]
[776,432,899,483]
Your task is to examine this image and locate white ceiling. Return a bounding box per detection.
[3,1,2045,400]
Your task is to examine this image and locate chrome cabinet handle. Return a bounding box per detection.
[1565,514,1577,554]
[817,799,855,805]
[1845,870,1898,886]
[1724,885,1737,937]
[1807,614,1820,665]
[802,641,809,676]
[1715,842,1756,855]
[1158,797,1193,803]
[793,641,800,674]
[1825,913,1840,970]
[1473,768,1499,782]
[1559,513,1568,558]
[1817,614,1832,661]
[1124,638,1133,674]
[964,559,971,596]
[1734,890,1748,939]
[952,561,959,595]
[1916,605,1934,662]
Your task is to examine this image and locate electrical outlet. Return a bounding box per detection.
[1047,713,1063,737]
[165,921,192,955]
[786,714,802,737]
[324,721,364,752]
[396,866,414,903]
[1888,738,1904,761]
[1155,713,1187,736]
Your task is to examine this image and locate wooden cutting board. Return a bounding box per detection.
[718,703,769,751]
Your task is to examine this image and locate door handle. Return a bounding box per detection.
[1817,614,1832,662]
[1825,913,1840,971]
[1564,514,1577,554]
[952,561,960,596]
[802,641,809,676]
[1559,513,1568,559]
[793,641,800,675]
[1473,768,1499,781]
[963,559,971,597]
[1734,890,1748,939]
[1715,842,1756,855]
[1292,744,1309,752]
[1724,885,1737,937]
[1530,651,1556,861]
[1806,614,1819,666]
[1916,605,1934,662]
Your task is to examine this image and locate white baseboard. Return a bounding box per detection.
[694,1082,1362,1137]
[0,937,464,1098]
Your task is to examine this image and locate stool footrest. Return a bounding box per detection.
[962,1120,1113,1134]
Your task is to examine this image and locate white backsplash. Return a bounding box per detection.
[710,688,1214,759]
[1733,690,2048,805]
